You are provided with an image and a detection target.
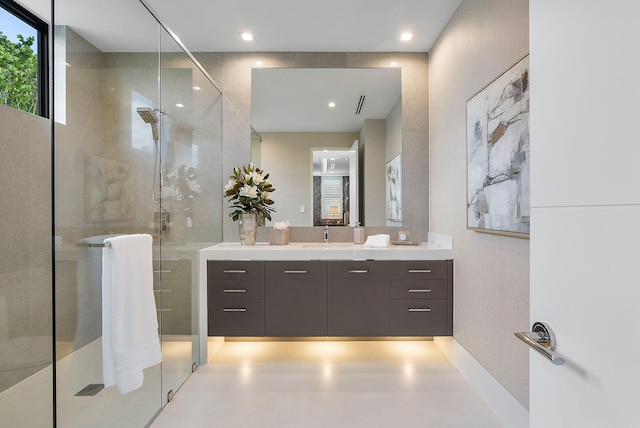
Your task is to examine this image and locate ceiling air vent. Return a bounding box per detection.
[355,95,366,115]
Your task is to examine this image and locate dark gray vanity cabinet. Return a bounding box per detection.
[208,258,453,338]
[389,260,453,336]
[207,261,265,336]
[327,261,390,336]
[264,261,328,336]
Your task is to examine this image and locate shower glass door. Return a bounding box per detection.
[52,0,164,426]
[157,21,223,407]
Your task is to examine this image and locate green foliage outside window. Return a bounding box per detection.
[0,30,38,114]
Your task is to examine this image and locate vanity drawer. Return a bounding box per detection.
[389,279,450,299]
[390,299,452,336]
[208,299,265,336]
[207,261,264,281]
[389,260,451,280]
[208,280,265,299]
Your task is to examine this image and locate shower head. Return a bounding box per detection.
[137,107,158,124]
[137,107,159,141]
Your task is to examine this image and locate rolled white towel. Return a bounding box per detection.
[364,234,391,248]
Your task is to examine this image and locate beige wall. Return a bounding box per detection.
[385,97,402,162]
[195,52,429,242]
[429,0,530,407]
[360,120,386,226]
[260,131,358,226]
[0,104,52,393]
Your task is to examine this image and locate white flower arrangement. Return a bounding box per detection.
[224,163,276,222]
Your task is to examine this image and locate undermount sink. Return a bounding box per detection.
[301,243,354,248]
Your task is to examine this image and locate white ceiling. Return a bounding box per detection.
[146,0,462,53]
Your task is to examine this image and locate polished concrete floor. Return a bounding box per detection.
[151,340,504,428]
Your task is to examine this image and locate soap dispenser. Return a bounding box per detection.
[353,224,364,244]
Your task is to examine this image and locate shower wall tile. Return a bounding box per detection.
[0,102,51,393]
[0,105,49,275]
[0,266,52,393]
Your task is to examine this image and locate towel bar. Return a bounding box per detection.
[84,235,160,248]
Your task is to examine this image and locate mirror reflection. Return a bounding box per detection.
[251,67,402,227]
[312,147,358,226]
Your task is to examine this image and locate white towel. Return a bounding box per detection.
[364,234,391,248]
[102,234,161,394]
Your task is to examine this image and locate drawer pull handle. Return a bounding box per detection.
[223,270,247,274]
[223,308,247,312]
[348,269,369,274]
[284,270,308,274]
[156,308,172,312]
[223,289,247,293]
[408,269,432,273]
[153,269,173,273]
[408,308,432,312]
[408,289,432,293]
[153,289,173,293]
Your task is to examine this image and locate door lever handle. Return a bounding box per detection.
[515,321,565,366]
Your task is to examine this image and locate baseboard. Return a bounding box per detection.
[434,337,529,428]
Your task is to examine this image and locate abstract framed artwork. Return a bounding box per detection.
[386,154,402,223]
[467,55,530,237]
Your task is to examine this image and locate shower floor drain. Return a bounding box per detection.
[74,384,104,397]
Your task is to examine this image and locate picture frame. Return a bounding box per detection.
[385,154,402,223]
[466,55,530,238]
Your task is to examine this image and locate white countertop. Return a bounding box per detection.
[199,237,453,261]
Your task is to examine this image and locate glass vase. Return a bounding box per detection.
[237,213,257,246]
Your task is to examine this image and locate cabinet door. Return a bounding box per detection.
[328,261,389,336]
[265,261,327,336]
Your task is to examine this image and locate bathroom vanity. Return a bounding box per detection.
[199,235,454,340]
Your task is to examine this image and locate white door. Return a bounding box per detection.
[529,2,640,427]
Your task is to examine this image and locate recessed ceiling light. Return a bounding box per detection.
[390,62,399,67]
[241,32,253,41]
[176,103,184,108]
[255,61,263,67]
[328,102,336,108]
[401,32,413,41]
[193,86,201,91]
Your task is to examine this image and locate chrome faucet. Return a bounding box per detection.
[323,225,329,243]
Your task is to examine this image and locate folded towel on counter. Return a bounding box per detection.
[364,234,391,248]
[102,234,161,394]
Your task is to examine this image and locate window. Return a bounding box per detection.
[321,175,342,221]
[0,0,48,117]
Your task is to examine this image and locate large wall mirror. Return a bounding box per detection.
[251,67,402,227]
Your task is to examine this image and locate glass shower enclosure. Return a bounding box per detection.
[0,0,223,426]
[53,0,223,426]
